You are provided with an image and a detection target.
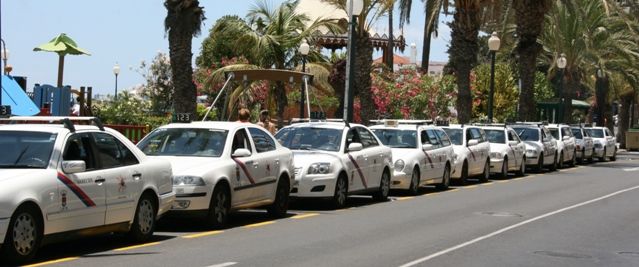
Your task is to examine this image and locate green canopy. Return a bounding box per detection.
[33,33,90,88]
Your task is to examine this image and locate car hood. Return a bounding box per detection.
[149,156,223,175]
[0,169,52,183]
[292,151,342,167]
[524,141,543,151]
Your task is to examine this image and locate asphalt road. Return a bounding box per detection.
[13,152,639,267]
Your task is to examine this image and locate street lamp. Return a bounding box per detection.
[343,0,364,122]
[299,39,310,118]
[113,63,120,100]
[487,32,500,123]
[557,53,567,123]
[1,48,9,75]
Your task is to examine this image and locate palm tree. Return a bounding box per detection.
[211,0,342,126]
[513,0,552,121]
[398,0,444,72]
[164,0,206,116]
[323,0,393,123]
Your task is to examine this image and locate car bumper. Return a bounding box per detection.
[158,191,176,218]
[576,148,593,159]
[525,155,540,166]
[490,158,504,173]
[391,171,411,189]
[593,147,605,157]
[291,174,337,198]
[0,216,9,246]
[450,161,463,179]
[171,186,211,211]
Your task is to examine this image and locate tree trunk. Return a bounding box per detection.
[275,81,287,128]
[595,76,608,127]
[562,75,575,124]
[420,16,432,72]
[330,60,347,119]
[385,10,394,70]
[356,30,374,124]
[619,92,634,149]
[448,4,480,124]
[168,30,197,116]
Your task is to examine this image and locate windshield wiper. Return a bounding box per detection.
[13,145,30,165]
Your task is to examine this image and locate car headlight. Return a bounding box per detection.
[490,152,502,159]
[394,159,405,172]
[526,149,538,156]
[308,163,331,174]
[173,175,206,186]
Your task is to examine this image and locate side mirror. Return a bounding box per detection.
[422,144,434,151]
[467,139,479,146]
[508,140,518,146]
[348,143,363,152]
[62,160,86,174]
[232,148,252,158]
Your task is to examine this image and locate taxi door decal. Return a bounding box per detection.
[347,154,368,189]
[232,158,256,184]
[466,147,476,161]
[57,172,96,207]
[421,151,435,168]
[508,144,518,167]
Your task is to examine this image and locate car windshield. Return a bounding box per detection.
[549,128,560,139]
[443,128,463,145]
[371,129,417,148]
[137,128,228,157]
[571,128,583,139]
[513,127,540,141]
[0,131,56,169]
[485,129,506,144]
[275,127,342,152]
[586,128,604,138]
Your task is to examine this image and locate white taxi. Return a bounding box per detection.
[0,117,174,264]
[137,122,295,227]
[571,126,594,163]
[275,121,392,208]
[547,124,577,168]
[585,127,617,161]
[478,125,526,178]
[370,120,454,194]
[441,125,491,184]
[511,124,558,172]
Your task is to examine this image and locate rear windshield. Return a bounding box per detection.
[0,131,57,169]
[513,127,540,141]
[485,129,506,144]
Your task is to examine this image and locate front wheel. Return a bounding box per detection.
[435,164,451,191]
[208,185,230,228]
[0,206,42,264]
[129,194,157,242]
[373,170,390,201]
[558,153,564,169]
[332,175,348,208]
[599,148,607,162]
[499,157,508,179]
[611,148,617,161]
[267,177,290,218]
[569,150,577,167]
[534,156,543,172]
[549,154,558,171]
[577,149,585,164]
[459,161,469,185]
[407,167,420,195]
[479,160,490,183]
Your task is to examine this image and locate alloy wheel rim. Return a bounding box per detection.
[411,172,419,191]
[382,173,390,196]
[214,192,227,223]
[138,200,154,234]
[337,179,346,205]
[12,213,36,256]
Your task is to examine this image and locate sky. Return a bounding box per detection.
[1,0,451,96]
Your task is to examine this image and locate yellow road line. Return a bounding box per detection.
[182,230,224,239]
[464,185,478,189]
[291,213,320,219]
[23,257,79,267]
[496,180,510,183]
[397,196,415,201]
[481,182,494,186]
[448,189,460,192]
[113,241,161,252]
[243,221,276,228]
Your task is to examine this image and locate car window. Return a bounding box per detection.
[605,128,613,137]
[345,128,361,149]
[425,130,441,148]
[543,128,553,141]
[513,127,540,141]
[571,128,583,139]
[232,128,252,153]
[508,130,521,142]
[435,129,451,147]
[469,128,483,142]
[373,129,415,148]
[248,127,276,153]
[275,127,342,152]
[549,128,560,139]
[356,127,379,148]
[93,132,139,169]
[138,128,227,157]
[443,128,463,145]
[586,128,604,138]
[562,127,572,137]
[485,129,506,144]
[0,131,57,169]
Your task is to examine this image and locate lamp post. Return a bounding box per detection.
[557,53,567,123]
[113,63,120,100]
[343,0,363,122]
[487,32,500,123]
[299,39,310,118]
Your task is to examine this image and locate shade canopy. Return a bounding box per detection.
[33,33,91,56]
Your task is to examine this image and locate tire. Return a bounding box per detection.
[407,167,420,195]
[435,164,451,191]
[208,185,230,228]
[499,157,508,179]
[332,175,348,208]
[569,150,576,167]
[129,194,157,242]
[558,152,564,169]
[267,177,290,218]
[515,157,526,177]
[611,148,617,161]
[588,149,595,163]
[577,149,585,164]
[0,205,42,264]
[599,148,607,162]
[479,160,490,183]
[459,161,469,185]
[534,156,543,173]
[373,170,391,201]
[549,154,558,171]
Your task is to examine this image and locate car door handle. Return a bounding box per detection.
[132,173,142,180]
[95,178,106,183]
[252,162,259,168]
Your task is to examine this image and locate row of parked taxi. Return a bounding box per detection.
[0,116,617,264]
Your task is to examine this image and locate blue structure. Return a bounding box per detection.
[33,84,71,116]
[1,75,39,116]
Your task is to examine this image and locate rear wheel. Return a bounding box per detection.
[549,154,558,171]
[499,157,508,179]
[577,149,585,164]
[558,152,564,169]
[569,150,577,167]
[267,177,290,218]
[208,185,230,228]
[129,194,157,242]
[435,164,451,191]
[588,149,595,163]
[332,175,348,208]
[0,206,42,264]
[407,167,420,195]
[479,160,490,183]
[373,170,390,201]
[534,156,543,172]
